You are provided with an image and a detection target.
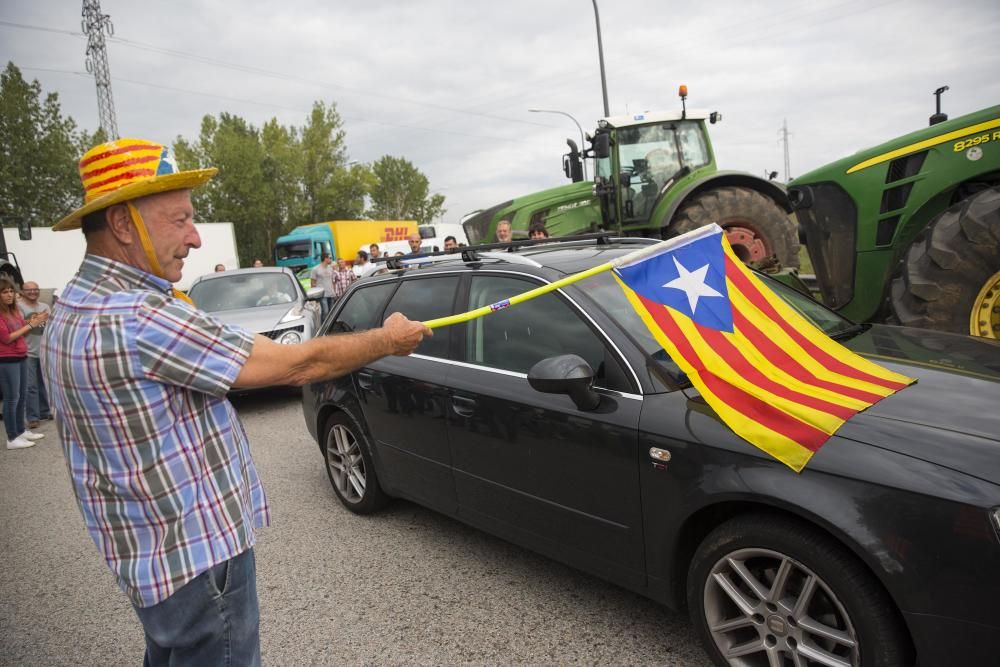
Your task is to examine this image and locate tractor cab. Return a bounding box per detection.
[596,111,716,225]
[565,86,722,231]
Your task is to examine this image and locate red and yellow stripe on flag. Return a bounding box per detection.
[613,225,914,472]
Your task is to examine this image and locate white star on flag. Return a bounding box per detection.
[663,256,723,313]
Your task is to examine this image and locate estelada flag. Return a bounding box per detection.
[613,224,915,472]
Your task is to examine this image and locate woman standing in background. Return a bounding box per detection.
[0,278,46,449]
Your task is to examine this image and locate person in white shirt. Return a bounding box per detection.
[353,250,378,278]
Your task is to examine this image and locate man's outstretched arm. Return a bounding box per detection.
[233,312,430,389]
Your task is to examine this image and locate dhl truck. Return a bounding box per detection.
[274,220,417,272]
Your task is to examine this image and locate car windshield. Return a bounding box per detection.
[597,120,709,179]
[574,268,857,380]
[275,241,311,260]
[189,272,299,312]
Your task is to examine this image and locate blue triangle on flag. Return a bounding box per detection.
[615,231,734,332]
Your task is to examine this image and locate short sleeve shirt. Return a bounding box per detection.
[41,255,268,607]
[331,269,355,299]
[310,263,336,297]
[19,301,50,358]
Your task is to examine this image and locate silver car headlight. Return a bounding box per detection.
[277,330,302,345]
[279,306,304,324]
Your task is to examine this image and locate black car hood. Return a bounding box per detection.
[835,325,1000,483]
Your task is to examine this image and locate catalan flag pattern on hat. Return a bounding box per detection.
[54,138,217,231]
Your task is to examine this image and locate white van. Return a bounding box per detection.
[418,223,467,252]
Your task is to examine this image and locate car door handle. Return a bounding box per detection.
[357,371,374,391]
[451,395,477,417]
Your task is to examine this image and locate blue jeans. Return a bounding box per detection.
[25,357,50,422]
[132,548,261,667]
[0,360,26,441]
[320,296,334,320]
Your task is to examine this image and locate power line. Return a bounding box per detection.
[104,36,555,130]
[20,67,540,148]
[0,20,82,36]
[0,18,551,130]
[2,1,901,136]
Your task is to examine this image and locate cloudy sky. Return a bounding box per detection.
[3,0,999,224]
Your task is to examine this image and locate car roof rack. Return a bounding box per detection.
[375,232,654,271]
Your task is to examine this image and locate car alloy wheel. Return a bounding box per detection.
[325,423,366,504]
[689,515,911,667]
[321,411,389,514]
[703,547,858,666]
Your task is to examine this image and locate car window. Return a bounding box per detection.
[189,272,298,312]
[466,276,628,390]
[382,277,459,358]
[328,282,396,334]
[756,275,857,338]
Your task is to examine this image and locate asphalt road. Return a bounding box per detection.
[0,390,710,666]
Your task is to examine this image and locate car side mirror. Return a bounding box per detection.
[527,354,601,411]
[305,287,324,301]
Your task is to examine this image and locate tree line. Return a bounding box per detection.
[0,62,446,266]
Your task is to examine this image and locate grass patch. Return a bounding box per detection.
[798,246,813,274]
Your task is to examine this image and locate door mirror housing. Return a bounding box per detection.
[528,354,601,411]
[305,286,324,301]
[591,132,610,159]
[562,139,584,182]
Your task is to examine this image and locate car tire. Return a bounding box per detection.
[687,514,911,667]
[322,410,389,514]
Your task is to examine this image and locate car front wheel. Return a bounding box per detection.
[687,514,911,667]
[322,411,388,514]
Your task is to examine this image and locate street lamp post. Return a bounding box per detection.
[591,0,610,117]
[528,109,588,180]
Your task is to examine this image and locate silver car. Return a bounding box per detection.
[187,266,323,345]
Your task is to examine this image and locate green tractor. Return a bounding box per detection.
[463,87,800,270]
[788,93,1000,339]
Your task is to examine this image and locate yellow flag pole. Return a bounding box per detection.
[422,261,613,329]
[420,226,717,329]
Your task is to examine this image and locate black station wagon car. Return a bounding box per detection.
[302,237,1000,666]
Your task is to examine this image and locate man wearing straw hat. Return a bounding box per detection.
[43,138,430,665]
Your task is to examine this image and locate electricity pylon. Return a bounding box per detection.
[81,0,119,139]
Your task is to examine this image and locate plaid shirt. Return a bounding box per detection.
[41,255,269,607]
[331,268,355,299]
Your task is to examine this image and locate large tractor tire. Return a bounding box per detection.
[668,186,800,271]
[890,186,1000,339]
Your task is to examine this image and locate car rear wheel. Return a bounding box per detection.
[322,411,388,514]
[687,515,911,667]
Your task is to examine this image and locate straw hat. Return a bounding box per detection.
[53,138,217,231]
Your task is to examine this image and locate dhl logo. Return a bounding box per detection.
[383,226,411,241]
